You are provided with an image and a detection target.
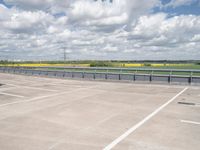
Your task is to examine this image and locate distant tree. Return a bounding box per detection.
[196,62,200,65]
[90,61,113,67]
[144,63,151,67]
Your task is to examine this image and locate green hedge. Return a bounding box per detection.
[90,61,113,67]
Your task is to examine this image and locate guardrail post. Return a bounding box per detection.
[150,71,153,82]
[133,73,136,81]
[105,73,108,80]
[189,72,193,84]
[168,71,172,83]
[82,72,84,78]
[94,69,97,80]
[93,73,96,80]
[119,74,121,80]
[150,74,152,82]
[72,72,74,78]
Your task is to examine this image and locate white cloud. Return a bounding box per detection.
[0,6,54,33]
[2,0,159,27]
[102,44,118,52]
[68,0,159,27]
[0,0,200,60]
[191,34,200,42]
[4,0,53,10]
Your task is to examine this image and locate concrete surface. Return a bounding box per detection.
[0,73,199,150]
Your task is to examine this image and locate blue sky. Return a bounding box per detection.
[0,0,200,60]
[157,0,200,15]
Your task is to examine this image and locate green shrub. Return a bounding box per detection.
[144,63,151,67]
[196,62,200,65]
[90,61,113,67]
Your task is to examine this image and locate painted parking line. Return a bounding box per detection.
[103,87,188,150]
[0,85,99,108]
[0,91,76,107]
[0,92,25,98]
[5,83,58,92]
[48,140,64,150]
[18,86,59,92]
[0,87,16,92]
[181,120,200,125]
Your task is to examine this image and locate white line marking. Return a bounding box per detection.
[103,87,188,150]
[49,140,64,150]
[5,83,58,92]
[181,120,200,125]
[0,87,16,92]
[0,92,25,98]
[20,86,58,92]
[0,85,99,107]
[0,91,74,107]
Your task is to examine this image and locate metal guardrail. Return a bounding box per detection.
[0,67,200,85]
[3,66,200,73]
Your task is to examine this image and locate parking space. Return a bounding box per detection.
[0,73,199,150]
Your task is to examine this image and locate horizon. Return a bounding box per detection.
[1,59,200,62]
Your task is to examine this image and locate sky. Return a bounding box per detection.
[0,0,200,61]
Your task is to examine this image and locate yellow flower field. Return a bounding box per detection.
[123,63,144,67]
[0,64,90,67]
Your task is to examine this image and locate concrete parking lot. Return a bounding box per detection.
[0,73,199,150]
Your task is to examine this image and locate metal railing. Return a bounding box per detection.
[4,66,200,73]
[0,66,200,85]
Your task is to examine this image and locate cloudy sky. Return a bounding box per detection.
[0,0,200,60]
